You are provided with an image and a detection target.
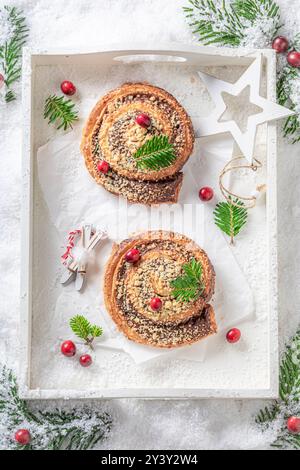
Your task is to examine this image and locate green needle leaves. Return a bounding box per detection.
[171,258,204,303]
[214,198,248,244]
[133,135,177,171]
[256,329,300,449]
[183,0,281,47]
[44,95,79,130]
[0,6,29,102]
[69,315,103,350]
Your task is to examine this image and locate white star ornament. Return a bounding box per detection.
[193,55,294,163]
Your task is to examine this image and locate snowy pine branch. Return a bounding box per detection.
[0,6,29,102]
[256,329,300,449]
[183,0,281,48]
[277,66,300,143]
[183,0,244,46]
[0,366,112,450]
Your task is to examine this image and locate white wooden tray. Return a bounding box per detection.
[20,44,278,399]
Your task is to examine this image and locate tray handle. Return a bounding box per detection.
[112,52,188,64]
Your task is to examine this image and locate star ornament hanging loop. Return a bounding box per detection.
[193,54,294,163]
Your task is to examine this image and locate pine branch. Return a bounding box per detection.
[70,315,103,349]
[0,6,29,102]
[289,32,300,51]
[170,258,204,302]
[44,95,79,131]
[256,329,300,450]
[0,366,112,450]
[276,66,300,143]
[183,0,281,47]
[133,135,177,171]
[255,404,280,424]
[213,198,248,244]
[183,0,244,46]
[233,0,280,22]
[4,89,16,102]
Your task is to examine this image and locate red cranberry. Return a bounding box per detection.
[226,328,241,344]
[15,429,31,445]
[199,186,214,201]
[287,416,300,434]
[135,113,151,128]
[272,36,289,53]
[97,160,110,174]
[79,354,92,367]
[61,340,76,357]
[60,80,76,96]
[150,297,162,311]
[125,248,140,263]
[287,51,300,68]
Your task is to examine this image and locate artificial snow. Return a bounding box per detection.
[0,6,13,45]
[0,0,300,451]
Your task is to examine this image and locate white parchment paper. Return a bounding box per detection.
[37,130,255,364]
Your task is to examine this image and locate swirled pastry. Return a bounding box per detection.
[81,83,194,204]
[104,231,217,348]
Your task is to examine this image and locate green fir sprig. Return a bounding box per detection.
[277,66,300,143]
[44,95,79,131]
[0,366,111,450]
[70,315,103,350]
[234,0,280,22]
[183,0,244,46]
[256,329,300,449]
[183,0,281,47]
[214,198,248,244]
[0,6,29,102]
[170,258,204,303]
[133,135,177,171]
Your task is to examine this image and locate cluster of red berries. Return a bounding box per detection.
[272,36,300,67]
[61,340,92,367]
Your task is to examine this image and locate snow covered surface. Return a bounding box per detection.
[0,0,300,450]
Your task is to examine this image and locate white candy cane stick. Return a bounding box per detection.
[75,224,93,292]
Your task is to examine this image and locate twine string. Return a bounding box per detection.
[219,156,263,209]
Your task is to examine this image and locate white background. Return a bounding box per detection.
[0,0,299,450]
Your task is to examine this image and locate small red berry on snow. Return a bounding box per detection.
[272,36,289,53]
[226,328,241,344]
[125,248,140,263]
[97,160,110,174]
[150,297,162,311]
[0,73,4,89]
[15,429,31,445]
[287,416,300,434]
[79,354,92,367]
[60,80,76,96]
[287,51,300,68]
[61,340,76,357]
[199,186,214,201]
[135,113,151,128]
